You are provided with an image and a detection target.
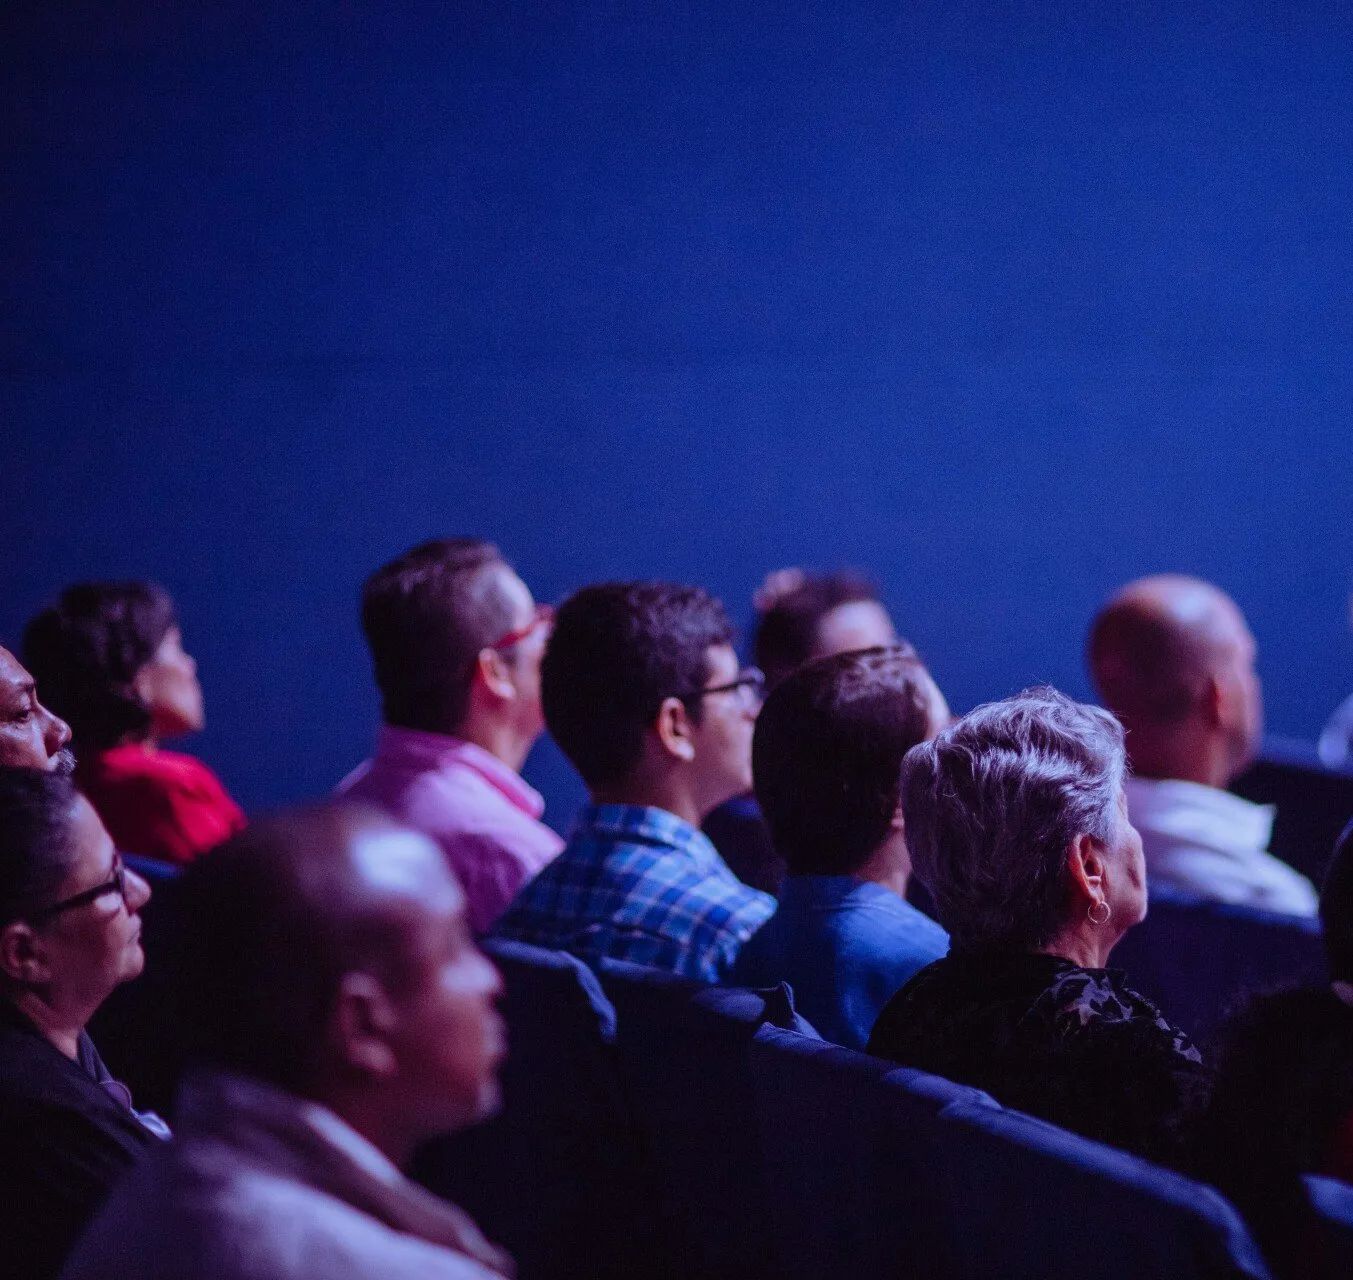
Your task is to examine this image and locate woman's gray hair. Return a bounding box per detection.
[901,685,1127,951]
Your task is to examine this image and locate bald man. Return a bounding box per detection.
[1088,575,1318,917]
[62,804,512,1280]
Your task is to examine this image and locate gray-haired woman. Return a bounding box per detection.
[867,687,1209,1168]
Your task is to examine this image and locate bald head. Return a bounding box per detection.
[1088,575,1262,784]
[172,803,463,1092]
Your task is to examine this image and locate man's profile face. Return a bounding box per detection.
[376,836,506,1132]
[0,647,74,774]
[689,643,759,816]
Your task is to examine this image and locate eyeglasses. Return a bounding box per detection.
[27,857,128,923]
[682,666,766,708]
[487,604,555,652]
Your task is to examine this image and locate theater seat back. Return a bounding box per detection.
[412,941,670,1280]
[597,962,810,1279]
[1112,885,1325,1046]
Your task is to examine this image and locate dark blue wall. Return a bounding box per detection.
[4,2,1351,829]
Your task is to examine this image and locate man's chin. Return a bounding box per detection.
[50,748,77,778]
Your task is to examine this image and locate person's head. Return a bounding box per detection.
[171,803,504,1158]
[752,568,897,690]
[752,645,949,881]
[1088,574,1262,787]
[901,686,1146,959]
[0,770,151,1027]
[542,581,756,819]
[361,539,548,750]
[0,647,74,774]
[22,582,203,752]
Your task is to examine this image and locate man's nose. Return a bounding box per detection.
[42,705,72,752]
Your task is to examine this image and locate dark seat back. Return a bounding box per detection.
[1112,886,1325,1046]
[933,1098,1270,1279]
[597,962,810,1279]
[1232,738,1353,885]
[412,940,669,1280]
[1303,1175,1353,1279]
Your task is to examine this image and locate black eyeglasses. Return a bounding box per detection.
[26,857,127,923]
[682,667,766,708]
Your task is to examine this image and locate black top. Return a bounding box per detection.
[866,950,1211,1169]
[0,1001,157,1280]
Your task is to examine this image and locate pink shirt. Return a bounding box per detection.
[337,727,564,934]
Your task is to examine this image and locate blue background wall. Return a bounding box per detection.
[4,2,1351,829]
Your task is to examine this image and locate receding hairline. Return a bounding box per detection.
[1089,575,1250,715]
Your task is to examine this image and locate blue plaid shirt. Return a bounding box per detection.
[492,804,775,983]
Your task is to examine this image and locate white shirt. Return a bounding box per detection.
[1124,775,1319,918]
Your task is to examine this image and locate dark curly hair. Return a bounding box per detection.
[752,570,884,689]
[22,582,178,752]
[753,644,933,876]
[542,581,735,789]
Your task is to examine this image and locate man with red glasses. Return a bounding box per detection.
[338,539,563,933]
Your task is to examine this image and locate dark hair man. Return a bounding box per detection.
[61,803,511,1280]
[1088,573,1317,916]
[339,538,562,934]
[493,582,773,982]
[704,567,900,894]
[0,647,74,775]
[730,647,950,1048]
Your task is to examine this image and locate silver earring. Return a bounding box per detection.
[1087,900,1112,926]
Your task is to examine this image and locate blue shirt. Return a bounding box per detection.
[730,875,949,1050]
[492,804,775,983]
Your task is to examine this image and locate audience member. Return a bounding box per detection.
[0,769,162,1280]
[730,646,949,1048]
[338,539,563,934]
[1088,573,1318,916]
[867,687,1209,1168]
[1195,819,1353,1274]
[61,803,511,1280]
[0,646,75,774]
[493,582,773,981]
[704,567,899,893]
[23,583,244,864]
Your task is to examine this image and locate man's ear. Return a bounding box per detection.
[331,972,400,1080]
[654,696,697,763]
[471,648,517,704]
[0,922,48,987]
[1064,832,1105,905]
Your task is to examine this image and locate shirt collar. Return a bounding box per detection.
[376,725,545,819]
[1123,775,1275,853]
[575,803,722,870]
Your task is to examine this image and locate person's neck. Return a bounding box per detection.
[851,834,911,899]
[1127,729,1234,790]
[590,774,704,829]
[314,1089,423,1172]
[1037,925,1116,970]
[9,989,85,1061]
[421,716,534,775]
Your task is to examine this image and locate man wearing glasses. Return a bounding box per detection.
[0,768,163,1280]
[339,538,564,934]
[492,581,774,983]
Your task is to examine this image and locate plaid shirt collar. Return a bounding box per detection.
[572,803,725,873]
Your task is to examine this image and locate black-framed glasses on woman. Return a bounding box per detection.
[26,856,128,923]
[682,667,766,710]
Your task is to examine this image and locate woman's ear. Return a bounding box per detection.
[654,696,697,763]
[1065,832,1106,903]
[0,922,49,987]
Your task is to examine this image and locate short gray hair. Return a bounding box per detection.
[901,686,1127,951]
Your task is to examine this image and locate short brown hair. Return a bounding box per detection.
[360,539,517,733]
[753,645,932,876]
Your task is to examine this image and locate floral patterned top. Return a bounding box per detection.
[866,949,1211,1168]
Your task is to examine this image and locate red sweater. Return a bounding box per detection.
[78,743,246,865]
